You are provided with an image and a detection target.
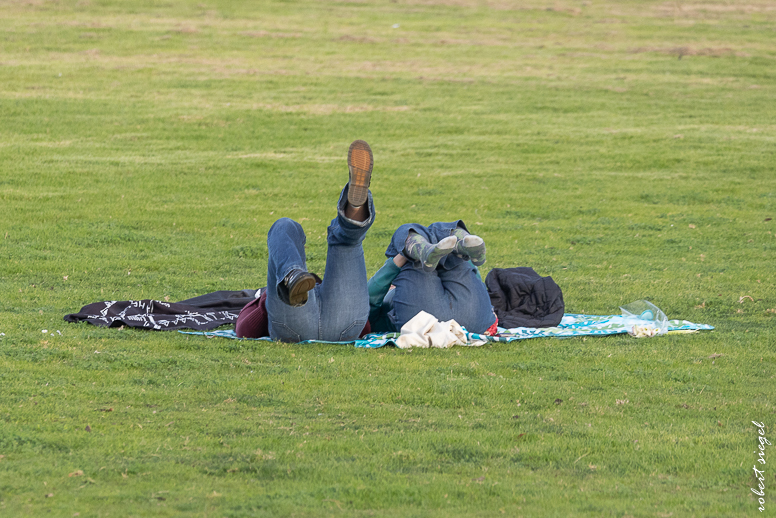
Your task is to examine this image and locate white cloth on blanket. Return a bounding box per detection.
[395,310,486,349]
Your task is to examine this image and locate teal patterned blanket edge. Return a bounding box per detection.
[178,314,714,349]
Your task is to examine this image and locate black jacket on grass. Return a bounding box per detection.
[485,267,564,329]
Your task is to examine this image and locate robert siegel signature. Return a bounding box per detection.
[751,421,770,513]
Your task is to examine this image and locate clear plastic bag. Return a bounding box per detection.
[620,300,668,337]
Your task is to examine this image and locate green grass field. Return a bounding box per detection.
[1,0,775,516]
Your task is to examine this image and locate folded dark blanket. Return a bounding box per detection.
[64,289,259,331]
[485,267,564,328]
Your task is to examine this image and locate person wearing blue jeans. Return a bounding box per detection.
[368,221,496,334]
[265,140,375,343]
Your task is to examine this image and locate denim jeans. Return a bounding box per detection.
[265,185,374,342]
[385,221,496,334]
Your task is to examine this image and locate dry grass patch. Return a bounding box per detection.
[629,46,751,58]
[337,34,379,44]
[237,103,410,115]
[240,30,302,39]
[391,0,580,12]
[229,151,341,163]
[655,1,776,16]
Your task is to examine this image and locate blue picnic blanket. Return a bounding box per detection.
[178,313,713,348]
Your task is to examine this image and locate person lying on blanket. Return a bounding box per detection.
[237,140,375,343]
[367,221,498,336]
[235,217,498,340]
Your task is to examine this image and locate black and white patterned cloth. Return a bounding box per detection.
[64,289,260,331]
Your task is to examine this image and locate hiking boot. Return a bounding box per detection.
[279,269,317,307]
[347,140,373,207]
[452,229,487,266]
[404,233,457,272]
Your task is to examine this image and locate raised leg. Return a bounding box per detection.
[317,185,375,341]
[265,140,376,343]
[265,218,320,342]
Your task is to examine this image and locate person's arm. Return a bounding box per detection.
[368,256,404,325]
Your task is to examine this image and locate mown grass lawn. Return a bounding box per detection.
[0,0,774,516]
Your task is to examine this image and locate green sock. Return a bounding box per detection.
[451,228,470,241]
[404,233,457,272]
[453,234,486,266]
